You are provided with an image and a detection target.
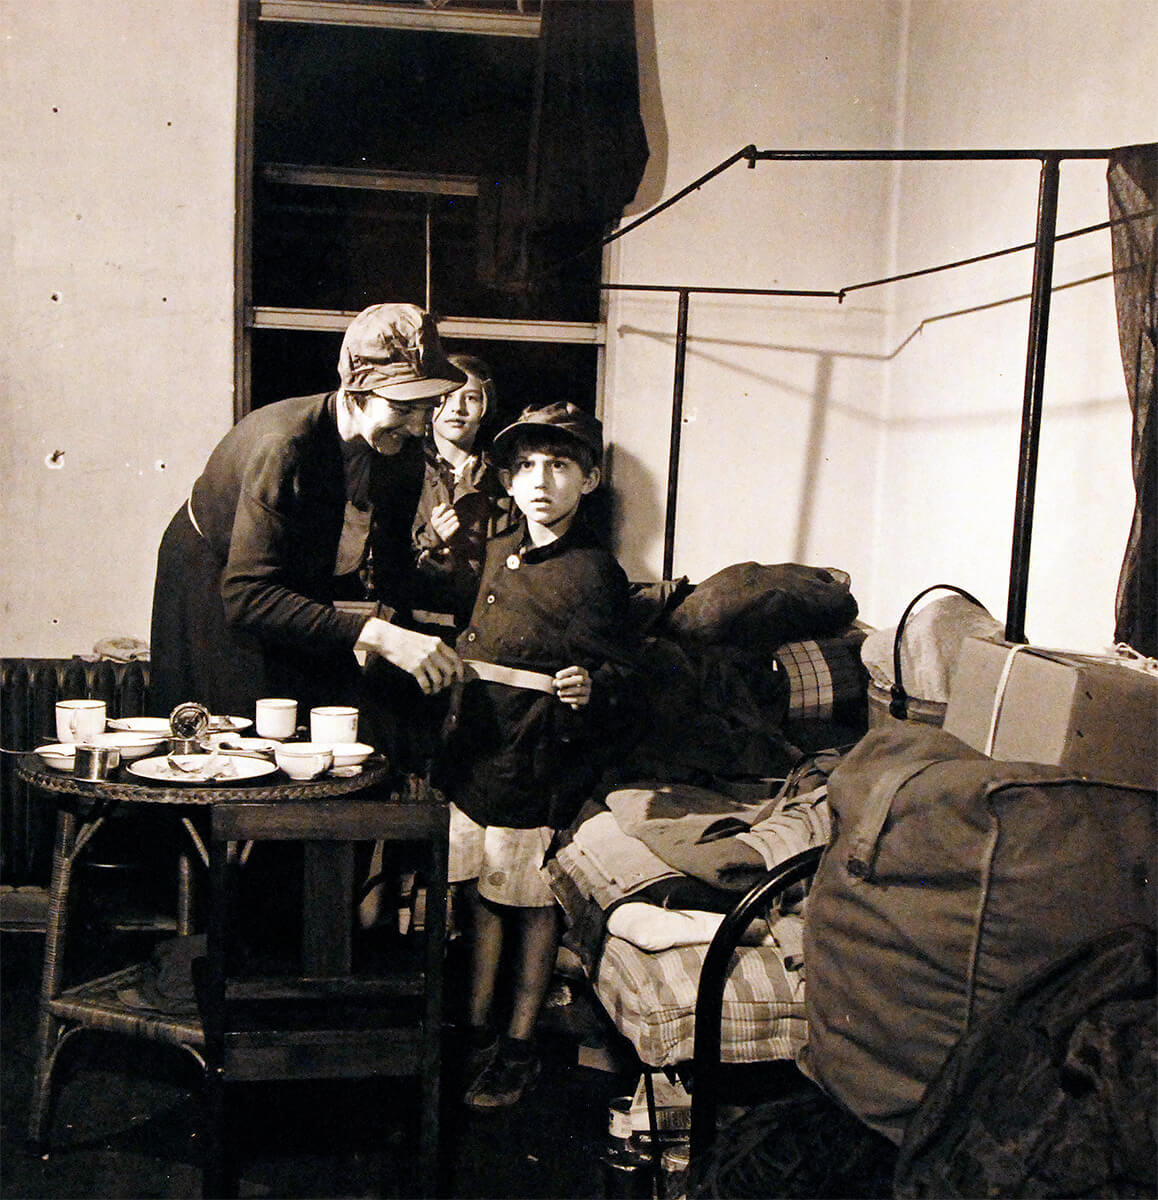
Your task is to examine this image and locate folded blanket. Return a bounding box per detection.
[605,782,829,891]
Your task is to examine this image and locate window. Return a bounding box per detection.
[238,0,605,428]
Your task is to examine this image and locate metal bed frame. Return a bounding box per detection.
[598,144,1151,643]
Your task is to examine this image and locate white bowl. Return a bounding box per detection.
[328,742,374,769]
[87,730,167,761]
[274,742,334,781]
[36,742,76,771]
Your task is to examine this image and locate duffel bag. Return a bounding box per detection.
[799,723,1155,1144]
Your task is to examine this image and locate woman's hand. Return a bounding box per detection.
[553,665,592,710]
[357,618,463,694]
[429,502,461,544]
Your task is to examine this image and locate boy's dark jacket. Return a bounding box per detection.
[436,516,643,829]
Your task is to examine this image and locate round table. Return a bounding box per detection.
[16,751,406,1147]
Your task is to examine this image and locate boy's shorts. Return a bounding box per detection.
[448,803,555,908]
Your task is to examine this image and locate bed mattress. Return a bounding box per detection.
[591,918,808,1069]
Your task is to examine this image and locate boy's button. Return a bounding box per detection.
[506,554,521,570]
[466,631,477,642]
[485,594,496,604]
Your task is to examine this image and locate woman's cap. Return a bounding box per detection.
[338,303,467,402]
[492,402,604,464]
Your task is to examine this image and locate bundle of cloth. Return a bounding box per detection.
[544,752,840,975]
[617,562,861,785]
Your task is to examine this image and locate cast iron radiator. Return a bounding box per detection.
[0,658,149,885]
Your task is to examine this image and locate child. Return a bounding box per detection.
[408,354,513,633]
[436,401,641,1109]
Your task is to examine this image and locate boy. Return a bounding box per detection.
[436,401,641,1109]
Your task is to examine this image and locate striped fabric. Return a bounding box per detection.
[592,914,808,1069]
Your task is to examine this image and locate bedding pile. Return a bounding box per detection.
[616,562,865,786]
[544,755,839,1068]
[540,561,868,1069]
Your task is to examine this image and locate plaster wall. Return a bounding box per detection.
[877,0,1155,649]
[1,0,239,657]
[607,0,1154,652]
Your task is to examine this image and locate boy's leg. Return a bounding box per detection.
[467,888,504,1031]
[507,904,561,1041]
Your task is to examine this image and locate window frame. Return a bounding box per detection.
[234,0,607,422]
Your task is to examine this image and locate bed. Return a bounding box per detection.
[543,561,870,1086]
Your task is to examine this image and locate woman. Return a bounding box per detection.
[149,303,466,724]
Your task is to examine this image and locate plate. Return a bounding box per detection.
[108,717,172,734]
[127,754,277,785]
[209,736,278,754]
[208,715,253,733]
[107,715,254,735]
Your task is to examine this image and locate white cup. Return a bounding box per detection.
[55,699,107,744]
[255,697,298,740]
[274,742,334,781]
[310,705,359,744]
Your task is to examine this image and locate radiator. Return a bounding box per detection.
[0,658,149,885]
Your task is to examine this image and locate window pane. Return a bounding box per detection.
[255,23,534,177]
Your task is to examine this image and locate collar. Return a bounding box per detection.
[509,513,594,566]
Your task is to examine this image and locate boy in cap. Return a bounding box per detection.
[150,302,467,723]
[436,401,642,1109]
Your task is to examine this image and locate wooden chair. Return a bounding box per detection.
[199,780,448,1198]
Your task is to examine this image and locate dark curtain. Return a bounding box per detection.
[1109,144,1158,657]
[477,0,649,296]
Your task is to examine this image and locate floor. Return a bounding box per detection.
[0,892,643,1200]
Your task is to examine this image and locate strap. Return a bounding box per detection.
[982,643,1031,757]
[186,495,205,539]
[462,658,557,695]
[890,584,986,720]
[845,756,940,881]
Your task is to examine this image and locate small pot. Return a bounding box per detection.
[74,744,121,781]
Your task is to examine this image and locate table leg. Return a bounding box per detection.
[27,809,78,1147]
[301,842,355,975]
[177,853,194,936]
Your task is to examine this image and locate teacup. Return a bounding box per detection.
[256,697,298,740]
[56,699,107,744]
[274,742,333,781]
[310,705,358,744]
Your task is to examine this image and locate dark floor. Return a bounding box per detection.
[0,909,644,1200]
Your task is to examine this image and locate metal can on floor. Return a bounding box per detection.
[661,1141,691,1200]
[599,1146,653,1198]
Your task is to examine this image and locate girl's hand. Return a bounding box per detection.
[553,665,591,710]
[429,502,461,544]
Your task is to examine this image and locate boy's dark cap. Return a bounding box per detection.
[492,402,604,464]
[338,303,467,403]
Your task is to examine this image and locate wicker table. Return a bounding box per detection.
[16,752,402,1148]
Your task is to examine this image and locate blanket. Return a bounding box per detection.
[546,755,837,974]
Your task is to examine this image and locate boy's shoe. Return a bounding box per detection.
[463,1030,500,1087]
[463,1042,541,1110]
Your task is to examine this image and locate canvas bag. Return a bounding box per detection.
[799,724,1155,1145]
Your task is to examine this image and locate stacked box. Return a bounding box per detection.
[943,638,1158,790]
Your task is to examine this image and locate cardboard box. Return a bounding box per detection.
[629,1072,692,1132]
[944,638,1158,790]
